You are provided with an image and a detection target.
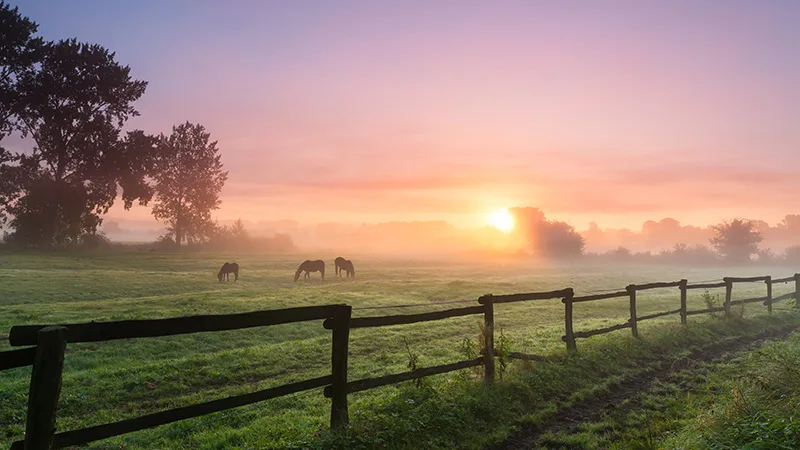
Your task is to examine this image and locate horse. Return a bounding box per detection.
[218,262,239,281]
[294,260,325,282]
[334,257,347,278]
[335,258,355,280]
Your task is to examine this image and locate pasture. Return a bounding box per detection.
[0,252,797,449]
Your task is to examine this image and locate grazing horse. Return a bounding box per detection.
[336,258,355,280]
[294,260,325,282]
[334,257,347,278]
[218,262,239,281]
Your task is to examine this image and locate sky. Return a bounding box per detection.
[8,1,800,233]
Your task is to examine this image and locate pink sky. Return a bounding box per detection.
[11,1,800,233]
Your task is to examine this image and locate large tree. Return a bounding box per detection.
[0,1,43,227]
[152,122,228,246]
[2,38,152,247]
[709,218,762,263]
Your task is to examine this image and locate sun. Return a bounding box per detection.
[487,209,514,233]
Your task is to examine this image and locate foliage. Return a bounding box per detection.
[0,1,44,226]
[709,218,763,263]
[151,122,228,246]
[509,207,585,258]
[700,290,724,320]
[660,335,800,449]
[784,245,800,264]
[495,327,513,380]
[1,35,151,248]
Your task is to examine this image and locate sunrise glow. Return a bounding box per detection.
[487,209,514,233]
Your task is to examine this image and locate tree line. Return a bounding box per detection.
[0,2,226,249]
[511,208,776,264]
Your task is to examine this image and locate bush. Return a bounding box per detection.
[78,232,112,250]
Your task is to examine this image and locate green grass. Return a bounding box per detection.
[0,251,797,449]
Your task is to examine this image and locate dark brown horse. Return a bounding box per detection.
[335,257,355,280]
[294,260,325,281]
[218,262,239,281]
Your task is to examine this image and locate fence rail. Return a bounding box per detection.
[3,272,798,449]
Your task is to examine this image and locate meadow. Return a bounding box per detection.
[1,251,798,449]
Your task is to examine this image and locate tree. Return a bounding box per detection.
[0,1,42,132]
[0,1,43,226]
[709,218,762,263]
[509,207,585,258]
[3,38,152,247]
[152,122,228,246]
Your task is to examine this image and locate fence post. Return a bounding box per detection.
[679,279,688,325]
[627,285,638,338]
[478,294,495,384]
[765,276,772,313]
[723,277,732,319]
[562,289,576,351]
[329,305,351,429]
[25,326,67,450]
[795,273,799,305]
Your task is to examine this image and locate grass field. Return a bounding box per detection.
[1,252,798,449]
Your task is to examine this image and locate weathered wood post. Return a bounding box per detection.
[562,288,577,351]
[25,326,67,450]
[329,305,352,429]
[765,276,772,314]
[723,277,732,319]
[478,294,495,384]
[679,279,688,325]
[795,273,800,305]
[627,285,638,338]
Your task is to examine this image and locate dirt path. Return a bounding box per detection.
[492,325,800,450]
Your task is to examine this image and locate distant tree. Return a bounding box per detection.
[608,246,631,260]
[709,219,762,263]
[152,122,228,246]
[509,207,584,258]
[755,248,776,264]
[534,220,585,258]
[2,37,151,247]
[784,245,800,264]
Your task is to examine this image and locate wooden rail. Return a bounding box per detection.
[686,281,727,290]
[685,306,727,316]
[773,292,795,303]
[0,347,36,371]
[3,272,797,448]
[323,358,483,396]
[338,306,483,329]
[20,376,334,450]
[572,291,628,303]
[629,281,682,290]
[10,306,340,346]
[490,288,572,304]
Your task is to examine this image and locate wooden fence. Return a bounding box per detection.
[2,273,798,449]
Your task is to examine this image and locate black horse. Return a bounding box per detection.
[335,257,355,280]
[294,260,325,282]
[218,262,239,281]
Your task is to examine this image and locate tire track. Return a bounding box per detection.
[492,325,800,450]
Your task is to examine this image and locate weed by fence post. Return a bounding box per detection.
[723,278,733,319]
[478,294,495,384]
[627,285,638,338]
[765,276,772,314]
[329,305,352,429]
[25,326,67,450]
[679,279,688,325]
[562,289,577,351]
